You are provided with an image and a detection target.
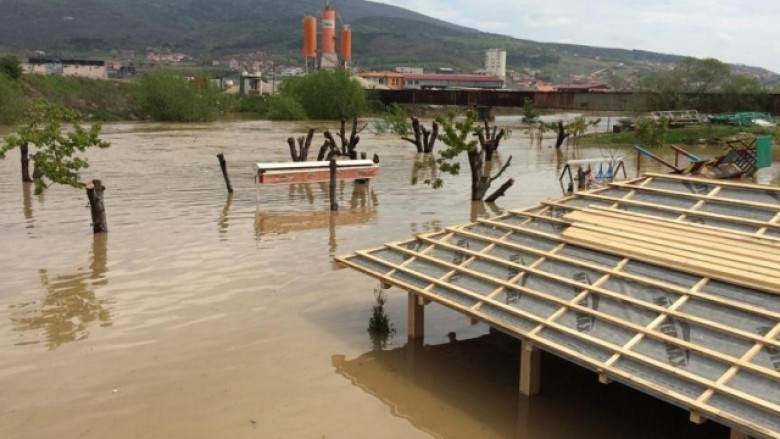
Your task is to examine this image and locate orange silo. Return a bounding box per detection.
[303,15,317,58]
[321,4,336,55]
[340,25,352,59]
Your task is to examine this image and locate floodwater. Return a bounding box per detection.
[0,117,774,439]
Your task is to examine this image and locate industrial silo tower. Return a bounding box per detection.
[320,2,338,68]
[303,15,317,72]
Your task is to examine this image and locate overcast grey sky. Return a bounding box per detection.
[370,0,779,72]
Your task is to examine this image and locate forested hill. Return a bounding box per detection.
[0,0,774,81]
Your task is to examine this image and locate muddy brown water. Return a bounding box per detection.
[1,118,774,439]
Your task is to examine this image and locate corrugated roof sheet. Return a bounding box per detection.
[336,173,780,439]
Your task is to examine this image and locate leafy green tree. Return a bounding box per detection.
[635,116,669,148]
[280,70,367,120]
[266,95,307,120]
[135,71,222,122]
[1,100,110,194]
[521,98,540,123]
[0,55,23,81]
[0,74,26,124]
[432,111,513,200]
[372,103,410,135]
[637,57,767,112]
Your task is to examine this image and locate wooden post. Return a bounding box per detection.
[407,292,424,340]
[519,341,541,396]
[216,153,234,193]
[20,142,33,182]
[329,158,338,211]
[287,138,300,162]
[729,429,748,439]
[85,179,108,233]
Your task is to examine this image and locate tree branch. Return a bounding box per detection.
[489,155,513,184]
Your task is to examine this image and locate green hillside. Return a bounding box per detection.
[0,0,774,83]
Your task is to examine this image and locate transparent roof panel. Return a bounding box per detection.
[699,202,776,222]
[717,187,780,206]
[631,191,699,209]
[646,178,715,195]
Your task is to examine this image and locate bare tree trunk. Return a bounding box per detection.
[20,142,32,182]
[555,121,570,150]
[402,117,438,154]
[216,153,234,193]
[316,140,330,161]
[298,128,315,161]
[287,138,300,162]
[468,150,513,201]
[86,180,108,233]
[425,121,439,154]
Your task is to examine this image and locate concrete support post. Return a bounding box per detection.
[520,340,541,397]
[407,292,424,340]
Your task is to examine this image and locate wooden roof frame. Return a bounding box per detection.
[336,174,780,439]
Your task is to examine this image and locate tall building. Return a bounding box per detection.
[485,49,507,84]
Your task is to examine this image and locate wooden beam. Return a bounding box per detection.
[336,254,779,436]
[520,341,541,397]
[408,291,424,340]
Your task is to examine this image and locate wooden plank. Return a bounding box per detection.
[562,227,780,294]
[582,206,780,246]
[562,219,780,276]
[576,192,779,231]
[258,166,378,184]
[567,210,780,256]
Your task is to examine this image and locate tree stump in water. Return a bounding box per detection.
[86,179,108,233]
[216,153,234,193]
[288,129,315,162]
[402,117,439,154]
[20,142,33,182]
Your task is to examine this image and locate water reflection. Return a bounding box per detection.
[9,233,112,349]
[333,331,727,439]
[255,183,378,247]
[218,193,233,237]
[470,201,504,222]
[411,154,438,185]
[22,182,34,226]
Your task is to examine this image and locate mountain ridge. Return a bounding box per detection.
[0,0,774,83]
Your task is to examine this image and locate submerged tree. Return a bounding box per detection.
[432,111,514,201]
[0,100,110,194]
